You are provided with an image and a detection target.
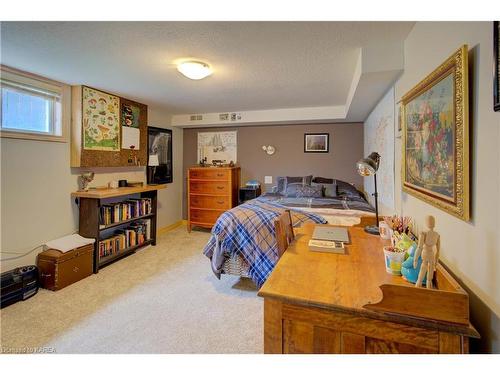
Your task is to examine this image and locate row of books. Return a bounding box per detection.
[98,219,151,260]
[99,198,152,227]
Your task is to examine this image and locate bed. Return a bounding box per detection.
[203,176,375,287]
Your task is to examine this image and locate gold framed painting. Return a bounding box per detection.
[401,45,470,221]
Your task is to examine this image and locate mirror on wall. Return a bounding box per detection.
[147,126,173,184]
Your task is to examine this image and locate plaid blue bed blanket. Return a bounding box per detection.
[203,197,327,287]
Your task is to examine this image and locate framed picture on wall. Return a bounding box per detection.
[401,45,470,221]
[147,127,173,184]
[82,86,120,151]
[494,21,500,112]
[304,133,329,153]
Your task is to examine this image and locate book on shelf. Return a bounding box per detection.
[99,198,152,228]
[98,219,152,261]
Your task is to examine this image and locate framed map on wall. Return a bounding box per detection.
[82,86,120,151]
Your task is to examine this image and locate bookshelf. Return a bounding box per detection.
[72,184,166,272]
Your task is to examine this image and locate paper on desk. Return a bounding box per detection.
[45,234,95,253]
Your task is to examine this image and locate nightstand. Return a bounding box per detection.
[239,186,262,204]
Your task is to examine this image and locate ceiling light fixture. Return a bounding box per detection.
[177,61,212,80]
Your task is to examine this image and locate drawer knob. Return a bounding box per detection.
[217,201,224,204]
[73,266,79,273]
[217,173,224,177]
[216,186,224,190]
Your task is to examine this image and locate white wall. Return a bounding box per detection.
[369,21,500,352]
[363,86,395,215]
[0,106,183,272]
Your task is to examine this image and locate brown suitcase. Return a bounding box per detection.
[37,244,94,291]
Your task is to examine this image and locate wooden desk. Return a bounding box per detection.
[258,224,479,354]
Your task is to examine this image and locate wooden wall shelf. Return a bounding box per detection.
[72,184,167,199]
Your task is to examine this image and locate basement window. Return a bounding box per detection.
[0,66,69,142]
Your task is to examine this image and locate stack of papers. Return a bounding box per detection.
[308,226,349,254]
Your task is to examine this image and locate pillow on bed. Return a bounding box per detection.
[322,182,337,198]
[275,177,286,194]
[277,176,310,194]
[283,176,312,197]
[311,181,336,198]
[279,175,312,196]
[336,179,364,199]
[295,185,323,198]
[312,177,334,184]
[312,177,363,199]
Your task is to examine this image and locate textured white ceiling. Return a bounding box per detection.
[0,21,414,115]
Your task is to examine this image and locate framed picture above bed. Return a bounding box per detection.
[304,133,329,153]
[401,45,470,221]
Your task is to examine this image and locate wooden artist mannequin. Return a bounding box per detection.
[413,215,440,288]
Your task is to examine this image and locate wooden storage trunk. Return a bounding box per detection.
[37,244,94,291]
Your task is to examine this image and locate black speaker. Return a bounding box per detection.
[1,265,39,308]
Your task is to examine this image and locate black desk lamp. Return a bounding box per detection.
[356,152,381,235]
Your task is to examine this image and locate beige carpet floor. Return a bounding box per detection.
[0,226,263,353]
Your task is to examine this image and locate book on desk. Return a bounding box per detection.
[308,225,349,254]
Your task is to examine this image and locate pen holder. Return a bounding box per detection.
[383,246,406,275]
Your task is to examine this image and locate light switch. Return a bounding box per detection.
[264,176,273,184]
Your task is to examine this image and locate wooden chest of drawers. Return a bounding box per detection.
[187,166,240,232]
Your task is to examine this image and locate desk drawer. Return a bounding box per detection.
[189,181,230,195]
[190,195,230,209]
[189,169,229,180]
[189,209,224,224]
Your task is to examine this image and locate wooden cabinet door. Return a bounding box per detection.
[282,320,342,354]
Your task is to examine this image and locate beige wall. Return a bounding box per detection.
[379,21,500,352]
[183,122,364,218]
[363,86,395,215]
[148,108,184,229]
[0,106,183,272]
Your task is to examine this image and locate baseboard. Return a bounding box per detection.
[157,220,186,235]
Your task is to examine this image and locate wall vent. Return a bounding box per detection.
[230,113,242,121]
[190,114,203,121]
